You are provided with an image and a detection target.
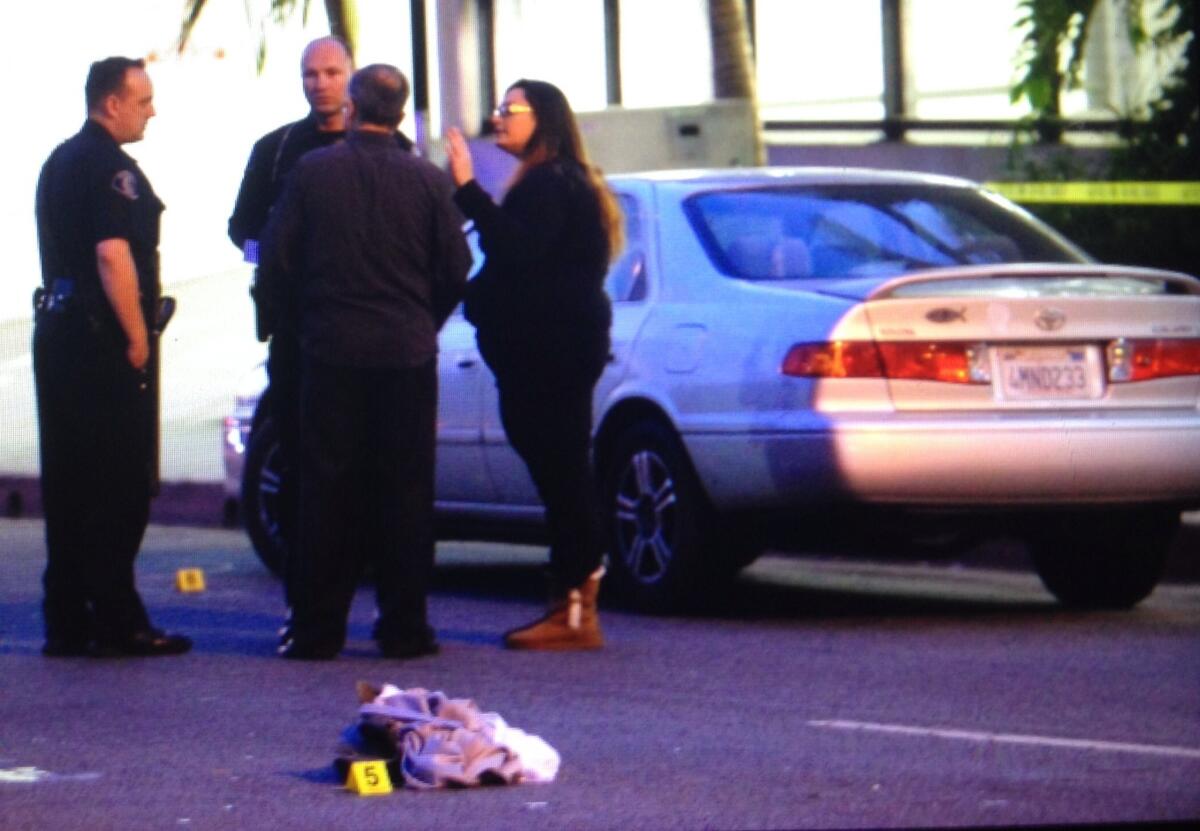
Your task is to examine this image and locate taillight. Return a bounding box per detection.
[782,341,987,384]
[781,342,884,378]
[877,342,986,384]
[1107,338,1200,382]
[784,338,1200,383]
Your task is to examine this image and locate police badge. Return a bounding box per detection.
[111,170,139,200]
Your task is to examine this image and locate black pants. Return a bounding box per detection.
[32,310,154,644]
[290,355,437,649]
[265,331,301,608]
[494,357,606,592]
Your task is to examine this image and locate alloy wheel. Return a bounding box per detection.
[612,448,679,584]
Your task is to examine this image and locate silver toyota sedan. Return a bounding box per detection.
[223,167,1200,611]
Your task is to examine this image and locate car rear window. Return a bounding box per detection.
[683,184,1089,281]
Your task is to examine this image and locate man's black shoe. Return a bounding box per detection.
[93,629,192,658]
[377,631,439,660]
[278,638,339,661]
[278,609,295,646]
[42,638,91,658]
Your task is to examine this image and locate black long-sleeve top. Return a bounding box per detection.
[228,113,414,252]
[259,131,470,368]
[453,159,613,373]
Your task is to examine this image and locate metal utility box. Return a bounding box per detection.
[576,99,760,173]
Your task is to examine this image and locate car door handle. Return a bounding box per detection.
[457,357,478,369]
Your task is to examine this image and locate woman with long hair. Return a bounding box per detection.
[445,79,623,650]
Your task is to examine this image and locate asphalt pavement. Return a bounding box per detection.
[2,518,1198,830]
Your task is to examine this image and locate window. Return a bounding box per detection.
[493,0,607,111]
[605,193,648,302]
[754,0,885,121]
[618,0,712,108]
[684,184,1087,281]
[906,0,1027,120]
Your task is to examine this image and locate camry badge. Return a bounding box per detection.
[926,306,967,323]
[1034,308,1067,331]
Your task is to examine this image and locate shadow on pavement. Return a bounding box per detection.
[4,472,1194,635]
[429,556,1080,625]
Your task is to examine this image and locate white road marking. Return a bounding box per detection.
[0,766,45,783]
[809,719,1200,760]
[0,765,101,784]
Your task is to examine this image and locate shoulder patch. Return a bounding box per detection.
[111,170,139,200]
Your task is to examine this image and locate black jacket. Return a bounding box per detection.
[454,159,612,375]
[259,131,470,369]
[228,113,414,252]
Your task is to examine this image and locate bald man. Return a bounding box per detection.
[229,37,393,258]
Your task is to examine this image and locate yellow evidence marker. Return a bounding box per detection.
[175,569,206,593]
[346,760,393,795]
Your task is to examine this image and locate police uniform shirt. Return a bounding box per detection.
[36,119,165,317]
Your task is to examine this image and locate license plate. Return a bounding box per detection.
[993,345,1103,401]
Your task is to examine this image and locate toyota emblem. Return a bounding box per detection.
[1034,308,1067,331]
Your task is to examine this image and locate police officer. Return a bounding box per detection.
[229,37,414,260]
[33,56,190,658]
[229,36,413,634]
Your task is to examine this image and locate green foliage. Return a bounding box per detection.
[1011,0,1096,117]
[1027,202,1200,273]
[177,0,356,71]
[1108,0,1199,179]
[1008,0,1198,275]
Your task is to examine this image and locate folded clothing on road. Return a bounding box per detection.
[336,681,560,789]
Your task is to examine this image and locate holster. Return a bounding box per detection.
[146,295,175,499]
[154,296,176,335]
[251,268,275,342]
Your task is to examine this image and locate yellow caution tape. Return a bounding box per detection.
[985,181,1200,206]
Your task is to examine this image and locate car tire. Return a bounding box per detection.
[601,420,745,611]
[1029,507,1178,609]
[240,415,292,577]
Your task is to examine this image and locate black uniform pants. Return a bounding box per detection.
[494,357,606,592]
[290,355,438,649]
[32,310,153,644]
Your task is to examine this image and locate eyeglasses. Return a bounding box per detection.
[493,103,533,119]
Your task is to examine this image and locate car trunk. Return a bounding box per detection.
[831,264,1200,412]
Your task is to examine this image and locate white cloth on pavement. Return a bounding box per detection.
[352,683,559,788]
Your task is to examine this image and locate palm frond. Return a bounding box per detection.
[176,0,358,70]
[177,0,208,52]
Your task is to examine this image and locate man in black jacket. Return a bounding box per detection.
[229,37,412,628]
[259,64,470,660]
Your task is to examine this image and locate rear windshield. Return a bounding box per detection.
[683,184,1089,281]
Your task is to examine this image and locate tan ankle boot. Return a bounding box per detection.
[504,566,605,650]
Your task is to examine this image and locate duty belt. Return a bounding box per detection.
[32,277,77,314]
[34,278,175,335]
